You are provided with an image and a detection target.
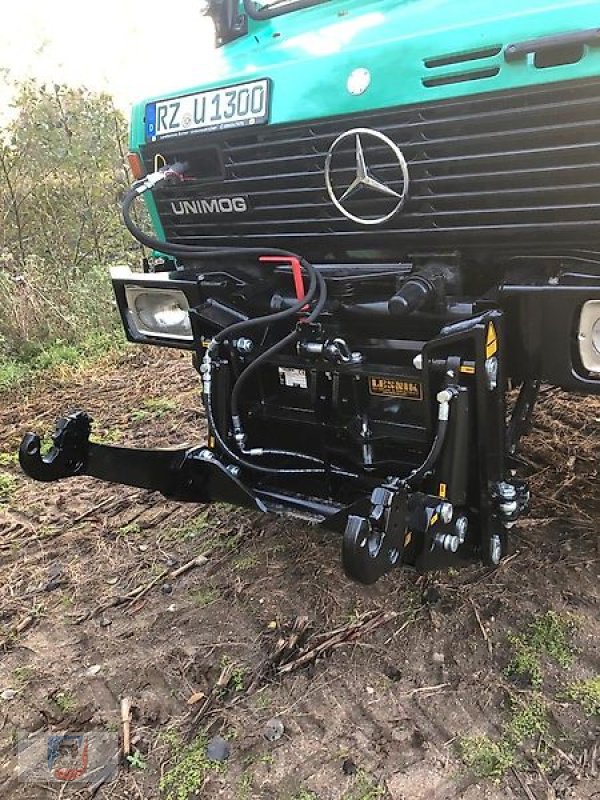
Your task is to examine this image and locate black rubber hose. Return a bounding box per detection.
[403,417,449,487]
[205,385,356,476]
[123,182,342,475]
[123,187,314,264]
[122,186,321,345]
[212,266,318,348]
[240,448,326,465]
[230,271,327,422]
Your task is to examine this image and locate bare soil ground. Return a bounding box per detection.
[0,349,598,800]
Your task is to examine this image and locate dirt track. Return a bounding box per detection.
[0,349,598,800]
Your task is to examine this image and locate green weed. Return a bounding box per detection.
[220,656,246,692]
[191,588,220,608]
[457,695,549,782]
[118,522,141,537]
[343,772,386,800]
[254,691,272,710]
[565,676,600,716]
[0,331,124,393]
[0,451,18,467]
[506,611,575,687]
[504,695,549,744]
[90,427,122,445]
[60,594,75,610]
[233,554,260,570]
[457,735,514,782]
[0,472,17,503]
[53,691,77,714]
[127,749,147,770]
[166,512,211,542]
[238,771,253,800]
[13,666,34,686]
[231,665,246,693]
[160,733,224,800]
[131,397,175,422]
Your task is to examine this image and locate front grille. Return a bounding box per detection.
[142,78,600,261]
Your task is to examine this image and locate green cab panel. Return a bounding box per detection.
[130,0,600,149]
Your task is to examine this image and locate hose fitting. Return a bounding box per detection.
[200,350,212,397]
[134,161,188,194]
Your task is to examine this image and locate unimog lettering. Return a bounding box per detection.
[170,197,248,215]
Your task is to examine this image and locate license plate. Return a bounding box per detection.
[146,79,270,140]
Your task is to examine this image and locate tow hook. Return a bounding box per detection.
[19,411,92,482]
[342,484,407,584]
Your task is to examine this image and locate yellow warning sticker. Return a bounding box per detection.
[486,321,498,359]
[368,377,423,400]
[439,483,447,499]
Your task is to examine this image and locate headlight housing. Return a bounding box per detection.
[578,299,600,376]
[125,286,193,341]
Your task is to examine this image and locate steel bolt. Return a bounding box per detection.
[440,502,453,524]
[455,515,468,543]
[490,534,502,565]
[485,356,498,390]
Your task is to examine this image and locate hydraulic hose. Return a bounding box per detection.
[205,381,357,478]
[230,270,328,425]
[211,266,318,349]
[122,178,316,268]
[205,391,330,475]
[402,388,455,488]
[122,174,322,346]
[123,167,342,475]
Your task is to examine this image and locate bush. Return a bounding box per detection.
[0,79,138,369]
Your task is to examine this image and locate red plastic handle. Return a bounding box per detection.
[259,255,308,309]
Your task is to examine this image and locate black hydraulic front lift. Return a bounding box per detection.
[18,311,529,584]
[19,411,264,511]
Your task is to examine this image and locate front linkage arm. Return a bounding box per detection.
[19,410,264,510]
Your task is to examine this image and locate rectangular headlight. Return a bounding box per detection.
[125,286,193,342]
[578,299,600,376]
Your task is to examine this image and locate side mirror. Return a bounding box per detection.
[203,0,247,46]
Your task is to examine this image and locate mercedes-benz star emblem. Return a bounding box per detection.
[324,128,409,226]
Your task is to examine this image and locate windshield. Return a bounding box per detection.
[244,0,330,19]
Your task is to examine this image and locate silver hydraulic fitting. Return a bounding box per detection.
[234,338,254,354]
[200,350,212,396]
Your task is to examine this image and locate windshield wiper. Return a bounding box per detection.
[243,0,330,20]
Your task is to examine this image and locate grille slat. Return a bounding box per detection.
[143,78,600,259]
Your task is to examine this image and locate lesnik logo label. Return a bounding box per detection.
[17,730,119,786]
